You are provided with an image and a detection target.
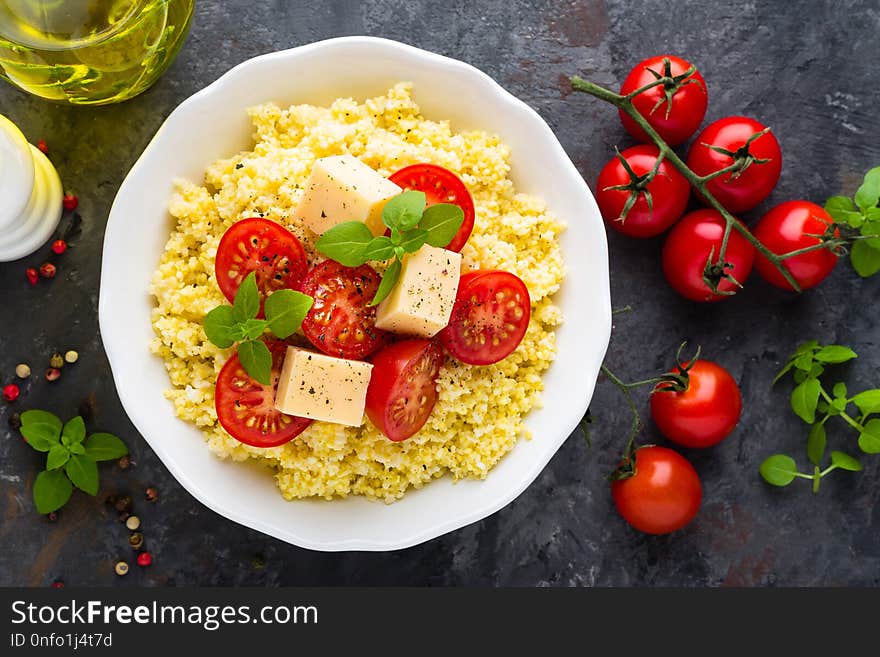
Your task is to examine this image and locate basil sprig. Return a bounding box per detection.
[19,411,128,514]
[825,166,880,277]
[203,272,314,385]
[315,190,464,306]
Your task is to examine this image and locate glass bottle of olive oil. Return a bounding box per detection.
[0,0,193,105]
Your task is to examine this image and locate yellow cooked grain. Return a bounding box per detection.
[149,83,565,503]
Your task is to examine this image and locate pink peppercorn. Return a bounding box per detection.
[3,384,19,402]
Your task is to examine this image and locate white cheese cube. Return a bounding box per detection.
[375,245,462,338]
[274,346,373,427]
[296,155,402,236]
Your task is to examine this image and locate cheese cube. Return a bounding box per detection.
[375,245,462,338]
[274,346,373,427]
[296,155,402,236]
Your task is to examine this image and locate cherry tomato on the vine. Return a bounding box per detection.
[651,360,742,448]
[618,55,708,146]
[611,446,702,535]
[687,116,782,214]
[596,144,690,238]
[661,209,756,302]
[753,200,838,291]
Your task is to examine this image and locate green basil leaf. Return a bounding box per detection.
[854,166,880,212]
[46,444,71,471]
[83,433,128,461]
[398,228,428,254]
[394,245,406,260]
[240,318,269,341]
[793,351,815,372]
[759,455,799,487]
[233,271,261,321]
[382,190,426,231]
[370,258,401,307]
[203,305,239,349]
[857,418,880,454]
[69,443,86,455]
[815,345,857,364]
[806,423,826,467]
[830,451,862,472]
[264,289,314,339]
[62,416,86,445]
[238,340,272,386]
[19,410,62,451]
[33,470,73,514]
[65,454,99,496]
[832,382,847,398]
[865,207,880,221]
[851,240,880,277]
[361,236,396,262]
[852,389,880,416]
[824,195,856,222]
[315,221,375,266]
[420,203,465,248]
[790,378,821,424]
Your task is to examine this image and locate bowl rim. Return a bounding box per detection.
[99,35,611,551]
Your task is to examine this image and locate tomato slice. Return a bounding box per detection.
[365,339,443,441]
[389,163,475,252]
[215,218,308,313]
[214,339,312,448]
[439,270,531,366]
[300,260,387,360]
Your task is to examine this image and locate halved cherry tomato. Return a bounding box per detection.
[686,116,782,214]
[650,360,742,448]
[611,446,702,535]
[596,144,690,238]
[662,209,755,302]
[300,260,387,360]
[214,339,312,448]
[214,218,308,313]
[753,200,838,291]
[618,55,708,146]
[439,270,531,365]
[365,339,443,441]
[389,164,475,252]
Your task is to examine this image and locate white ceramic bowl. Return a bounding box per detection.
[100,36,611,551]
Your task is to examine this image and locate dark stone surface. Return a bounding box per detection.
[1,0,879,586]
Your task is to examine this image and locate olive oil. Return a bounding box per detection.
[0,0,193,105]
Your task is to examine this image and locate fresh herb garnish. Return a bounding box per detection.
[824,166,880,277]
[19,410,128,514]
[759,341,880,493]
[203,271,313,385]
[315,190,464,306]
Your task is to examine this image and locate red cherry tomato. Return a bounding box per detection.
[662,209,756,302]
[389,163,475,252]
[686,116,782,214]
[365,339,443,441]
[214,218,308,313]
[753,201,838,291]
[596,144,690,238]
[611,446,702,535]
[618,55,708,146]
[214,339,312,448]
[651,360,742,448]
[300,260,387,360]
[439,270,530,365]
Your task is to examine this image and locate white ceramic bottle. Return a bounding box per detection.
[0,114,63,262]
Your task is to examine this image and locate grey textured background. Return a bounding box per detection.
[1,0,879,586]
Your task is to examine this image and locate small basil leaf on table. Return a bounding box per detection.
[316,221,374,266]
[759,455,799,487]
[62,416,86,445]
[362,236,396,261]
[370,258,402,307]
[204,305,239,348]
[238,339,273,385]
[852,389,880,415]
[857,419,880,454]
[814,345,857,364]
[420,203,464,248]
[824,195,858,224]
[83,433,129,461]
[69,443,86,456]
[264,289,314,339]
[383,190,426,231]
[65,454,99,495]
[851,240,880,278]
[19,410,62,451]
[398,228,428,254]
[854,166,880,212]
[33,470,73,514]
[806,422,826,467]
[233,271,261,321]
[790,377,821,424]
[830,451,862,472]
[46,444,71,471]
